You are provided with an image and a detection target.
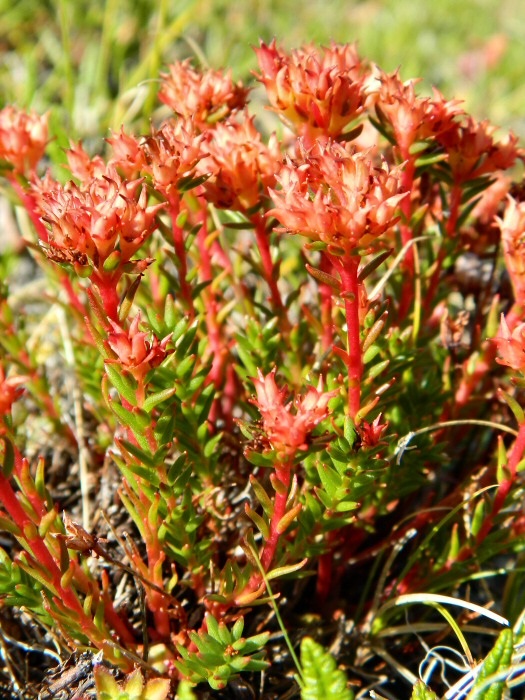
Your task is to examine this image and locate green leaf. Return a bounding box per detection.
[300,637,353,700]
[244,450,276,468]
[472,628,513,700]
[0,436,15,478]
[223,220,255,230]
[104,363,137,406]
[305,264,341,293]
[93,666,121,699]
[317,463,343,498]
[110,402,151,450]
[266,559,308,581]
[410,680,439,700]
[245,504,270,539]
[414,151,448,168]
[175,680,197,700]
[498,390,524,425]
[357,249,392,282]
[142,387,177,413]
[250,476,274,517]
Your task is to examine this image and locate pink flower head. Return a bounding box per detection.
[493,314,525,372]
[0,106,48,175]
[250,368,338,461]
[373,70,462,154]
[197,115,282,211]
[498,196,525,307]
[268,141,407,254]
[141,118,203,197]
[254,40,369,144]
[38,168,164,268]
[105,315,172,385]
[159,60,249,129]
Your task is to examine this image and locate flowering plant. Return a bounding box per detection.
[1,39,525,700]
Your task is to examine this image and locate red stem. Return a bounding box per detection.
[196,213,227,390]
[455,303,522,410]
[397,157,416,320]
[319,255,334,352]
[0,470,92,619]
[337,256,362,420]
[476,422,525,544]
[168,196,194,316]
[423,183,463,315]
[8,176,49,243]
[260,466,291,572]
[91,271,121,323]
[253,214,288,326]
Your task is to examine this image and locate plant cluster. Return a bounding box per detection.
[1,40,525,699]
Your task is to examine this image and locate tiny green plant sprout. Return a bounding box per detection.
[1,39,525,699]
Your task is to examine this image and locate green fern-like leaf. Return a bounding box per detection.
[300,637,353,700]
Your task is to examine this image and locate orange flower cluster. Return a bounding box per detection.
[140,119,203,197]
[197,116,281,211]
[254,40,369,144]
[438,116,520,183]
[0,106,48,175]
[63,121,202,198]
[269,141,407,253]
[38,169,164,269]
[374,70,462,154]
[250,368,338,461]
[159,60,249,130]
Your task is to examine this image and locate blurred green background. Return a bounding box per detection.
[1,0,524,140]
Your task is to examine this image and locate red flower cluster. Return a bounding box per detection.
[269,141,407,253]
[198,116,282,211]
[159,60,249,129]
[38,169,164,269]
[254,40,369,144]
[438,116,519,184]
[140,119,203,197]
[374,70,462,154]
